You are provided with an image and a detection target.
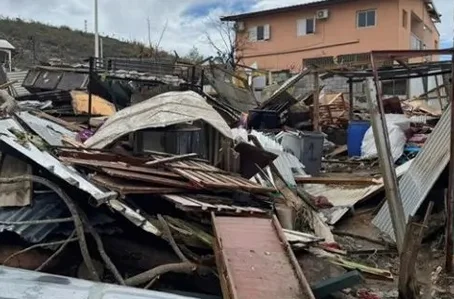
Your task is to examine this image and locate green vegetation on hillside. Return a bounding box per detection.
[0,17,172,69]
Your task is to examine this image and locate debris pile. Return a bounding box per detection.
[0,52,452,299]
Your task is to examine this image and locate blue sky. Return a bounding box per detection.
[0,0,452,56]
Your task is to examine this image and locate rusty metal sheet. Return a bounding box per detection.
[212,215,314,299]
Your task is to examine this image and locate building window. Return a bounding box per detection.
[248,24,270,42]
[382,79,408,96]
[402,10,408,28]
[357,9,376,28]
[435,40,439,49]
[297,18,315,36]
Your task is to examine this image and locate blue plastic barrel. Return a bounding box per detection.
[347,121,371,157]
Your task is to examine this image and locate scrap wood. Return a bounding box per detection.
[90,174,186,195]
[59,156,181,179]
[108,199,161,236]
[31,111,85,132]
[125,262,201,286]
[162,194,268,216]
[326,145,348,158]
[145,153,198,167]
[332,230,396,248]
[61,135,86,148]
[308,247,393,280]
[99,167,194,189]
[398,202,434,299]
[163,216,213,247]
[295,176,382,186]
[276,176,336,244]
[0,80,18,90]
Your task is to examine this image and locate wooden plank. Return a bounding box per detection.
[145,153,198,166]
[91,174,185,194]
[100,168,194,189]
[60,157,181,179]
[295,176,381,185]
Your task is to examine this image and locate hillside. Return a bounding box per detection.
[0,18,172,69]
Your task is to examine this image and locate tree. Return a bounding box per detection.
[205,18,247,70]
[184,46,204,64]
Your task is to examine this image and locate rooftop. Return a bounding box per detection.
[221,0,441,23]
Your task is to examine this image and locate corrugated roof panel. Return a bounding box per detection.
[303,161,412,224]
[6,71,30,97]
[0,266,196,299]
[373,104,451,240]
[16,111,77,146]
[0,193,66,243]
[0,118,116,203]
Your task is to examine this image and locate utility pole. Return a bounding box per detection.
[84,20,88,33]
[147,17,152,49]
[94,0,100,59]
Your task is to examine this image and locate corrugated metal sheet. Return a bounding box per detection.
[0,118,116,203]
[16,111,77,146]
[373,104,451,240]
[303,161,413,225]
[249,130,306,187]
[85,91,232,149]
[212,216,314,299]
[0,266,195,299]
[0,193,66,243]
[6,71,30,96]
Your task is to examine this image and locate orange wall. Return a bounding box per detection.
[236,0,439,71]
[398,0,439,50]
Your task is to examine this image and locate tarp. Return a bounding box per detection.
[85,91,232,149]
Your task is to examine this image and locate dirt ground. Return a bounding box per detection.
[300,209,454,299]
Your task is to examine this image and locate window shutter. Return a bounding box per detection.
[263,24,270,40]
[297,19,306,36]
[248,27,257,42]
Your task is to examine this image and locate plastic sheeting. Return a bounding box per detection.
[361,114,410,162]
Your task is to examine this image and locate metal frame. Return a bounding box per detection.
[368,49,454,257]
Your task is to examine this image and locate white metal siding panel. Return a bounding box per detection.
[373,104,451,241]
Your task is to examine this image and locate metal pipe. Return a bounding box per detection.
[88,57,94,129]
[313,72,320,131]
[94,0,99,59]
[367,54,406,252]
[348,78,354,121]
[446,52,454,273]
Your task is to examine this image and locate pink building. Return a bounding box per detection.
[221,0,441,72]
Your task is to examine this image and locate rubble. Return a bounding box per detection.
[0,49,451,299]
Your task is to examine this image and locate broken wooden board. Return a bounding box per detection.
[295,176,381,186]
[212,214,315,299]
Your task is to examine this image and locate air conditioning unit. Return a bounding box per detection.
[236,21,245,31]
[316,9,329,19]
